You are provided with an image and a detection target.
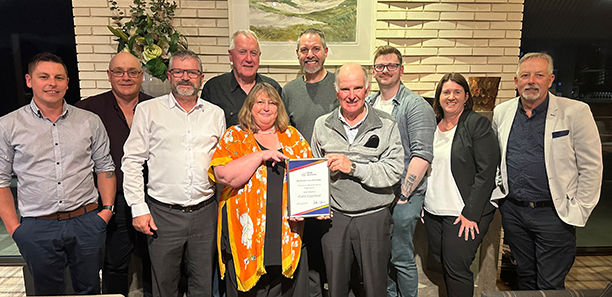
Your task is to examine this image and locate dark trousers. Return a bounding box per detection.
[12,210,106,295]
[321,209,392,297]
[148,198,217,297]
[499,199,576,290]
[423,210,495,297]
[303,218,327,297]
[102,192,152,296]
[225,245,309,297]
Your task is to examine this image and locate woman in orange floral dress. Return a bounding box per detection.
[209,82,312,297]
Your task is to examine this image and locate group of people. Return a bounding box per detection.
[0,26,602,297]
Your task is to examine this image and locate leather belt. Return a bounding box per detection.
[37,203,98,220]
[507,198,553,208]
[148,197,214,212]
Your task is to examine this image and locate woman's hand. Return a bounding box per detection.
[259,150,289,167]
[454,214,479,241]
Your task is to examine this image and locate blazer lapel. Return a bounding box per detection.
[544,92,558,170]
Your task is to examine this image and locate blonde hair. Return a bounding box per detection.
[238,82,289,133]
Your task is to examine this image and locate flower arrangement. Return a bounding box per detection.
[107,0,188,81]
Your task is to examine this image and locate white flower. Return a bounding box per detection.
[240,213,254,249]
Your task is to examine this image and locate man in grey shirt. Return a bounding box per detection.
[366,45,435,297]
[282,28,338,142]
[311,63,404,297]
[0,52,116,295]
[282,28,339,297]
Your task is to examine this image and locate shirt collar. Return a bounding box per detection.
[167,92,204,112]
[230,70,261,93]
[518,93,549,116]
[29,98,68,120]
[338,104,369,129]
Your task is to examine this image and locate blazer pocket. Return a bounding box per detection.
[552,130,570,138]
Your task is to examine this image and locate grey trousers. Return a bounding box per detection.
[321,209,392,297]
[147,198,217,297]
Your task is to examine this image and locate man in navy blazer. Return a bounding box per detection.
[492,52,602,290]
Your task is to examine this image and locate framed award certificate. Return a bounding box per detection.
[287,158,330,217]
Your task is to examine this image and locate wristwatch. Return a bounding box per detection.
[349,162,356,175]
[102,205,115,214]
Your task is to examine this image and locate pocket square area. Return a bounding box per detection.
[552,130,570,138]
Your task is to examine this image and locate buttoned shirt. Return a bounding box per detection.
[0,100,115,217]
[75,91,152,192]
[201,71,282,126]
[366,83,436,196]
[122,93,226,217]
[506,96,552,202]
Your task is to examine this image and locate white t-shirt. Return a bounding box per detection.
[372,94,395,115]
[424,125,465,216]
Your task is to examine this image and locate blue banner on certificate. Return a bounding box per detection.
[287,158,330,217]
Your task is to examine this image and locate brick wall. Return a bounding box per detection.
[72,0,524,102]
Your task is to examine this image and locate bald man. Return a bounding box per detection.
[311,63,404,297]
[75,52,153,296]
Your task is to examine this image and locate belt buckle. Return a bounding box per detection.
[528,202,535,208]
[182,206,193,213]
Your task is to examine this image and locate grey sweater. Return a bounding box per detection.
[311,105,404,216]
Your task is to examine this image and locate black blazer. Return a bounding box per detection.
[448,110,500,222]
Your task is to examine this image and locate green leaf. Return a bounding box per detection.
[145,33,154,46]
[107,25,129,41]
[146,58,168,81]
[169,32,179,52]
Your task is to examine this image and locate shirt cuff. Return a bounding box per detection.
[131,202,151,218]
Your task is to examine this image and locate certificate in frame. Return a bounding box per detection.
[228,0,375,65]
[287,158,330,217]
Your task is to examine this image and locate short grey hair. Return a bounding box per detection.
[296,28,327,50]
[516,52,554,76]
[229,29,260,50]
[169,50,202,71]
[334,63,370,92]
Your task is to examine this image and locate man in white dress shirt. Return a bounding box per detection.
[122,50,226,296]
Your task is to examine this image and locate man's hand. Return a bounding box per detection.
[326,154,352,174]
[133,214,158,235]
[97,209,113,223]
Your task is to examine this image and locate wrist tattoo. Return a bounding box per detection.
[402,174,416,196]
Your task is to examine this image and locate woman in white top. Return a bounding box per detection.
[423,73,500,297]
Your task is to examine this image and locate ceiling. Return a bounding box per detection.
[522,0,612,40]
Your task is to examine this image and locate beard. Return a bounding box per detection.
[520,86,541,101]
[302,58,324,74]
[172,80,200,97]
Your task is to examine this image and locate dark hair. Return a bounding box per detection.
[297,28,327,50]
[373,45,402,65]
[28,52,68,75]
[238,82,289,133]
[433,73,473,119]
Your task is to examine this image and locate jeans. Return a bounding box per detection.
[387,195,424,297]
[13,210,106,295]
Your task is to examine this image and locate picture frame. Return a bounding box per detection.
[228,0,376,65]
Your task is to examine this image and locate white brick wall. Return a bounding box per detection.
[72,0,523,102]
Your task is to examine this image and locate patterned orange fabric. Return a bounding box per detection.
[208,125,313,292]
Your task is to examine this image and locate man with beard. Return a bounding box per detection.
[122,50,226,296]
[492,52,602,290]
[281,28,339,297]
[282,28,338,142]
[75,51,152,296]
[202,29,282,126]
[365,45,435,297]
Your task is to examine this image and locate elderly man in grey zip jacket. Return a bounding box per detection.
[311,62,404,297]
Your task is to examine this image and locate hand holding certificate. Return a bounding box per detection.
[287,158,330,218]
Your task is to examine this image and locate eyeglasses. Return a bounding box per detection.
[109,69,142,78]
[168,69,203,78]
[373,63,401,72]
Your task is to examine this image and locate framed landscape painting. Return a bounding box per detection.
[229,0,375,65]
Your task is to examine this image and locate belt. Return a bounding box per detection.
[148,197,214,212]
[506,198,553,208]
[37,203,98,220]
